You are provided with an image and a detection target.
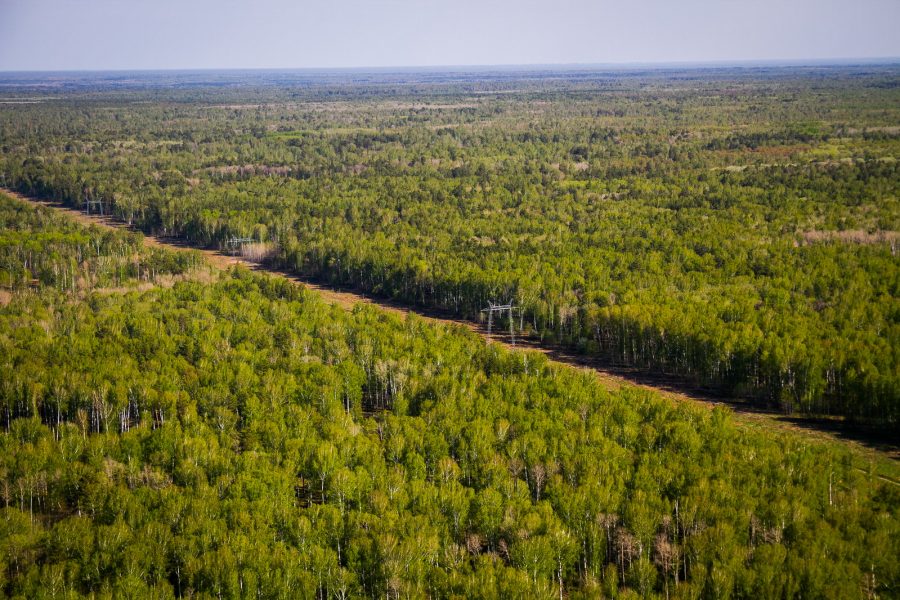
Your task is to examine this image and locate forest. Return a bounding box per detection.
[0,66,897,424]
[0,191,898,598]
[0,66,898,598]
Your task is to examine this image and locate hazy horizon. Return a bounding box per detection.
[2,0,899,71]
[1,57,900,76]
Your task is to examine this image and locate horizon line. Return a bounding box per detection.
[2,56,899,75]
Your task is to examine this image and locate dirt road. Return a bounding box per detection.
[5,189,897,467]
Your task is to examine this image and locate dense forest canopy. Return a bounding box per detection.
[0,191,898,598]
[2,66,897,424]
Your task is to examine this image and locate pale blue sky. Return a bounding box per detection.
[1,0,898,71]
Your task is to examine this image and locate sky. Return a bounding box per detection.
[0,0,899,71]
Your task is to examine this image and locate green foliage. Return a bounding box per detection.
[0,195,897,598]
[1,67,897,422]
[0,195,201,293]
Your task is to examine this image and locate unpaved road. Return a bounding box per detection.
[5,189,898,469]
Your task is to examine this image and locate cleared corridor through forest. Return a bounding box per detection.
[5,189,898,466]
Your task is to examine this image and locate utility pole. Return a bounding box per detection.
[84,197,104,215]
[225,236,254,256]
[481,301,520,345]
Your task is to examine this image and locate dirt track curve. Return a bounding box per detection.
[5,189,898,469]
